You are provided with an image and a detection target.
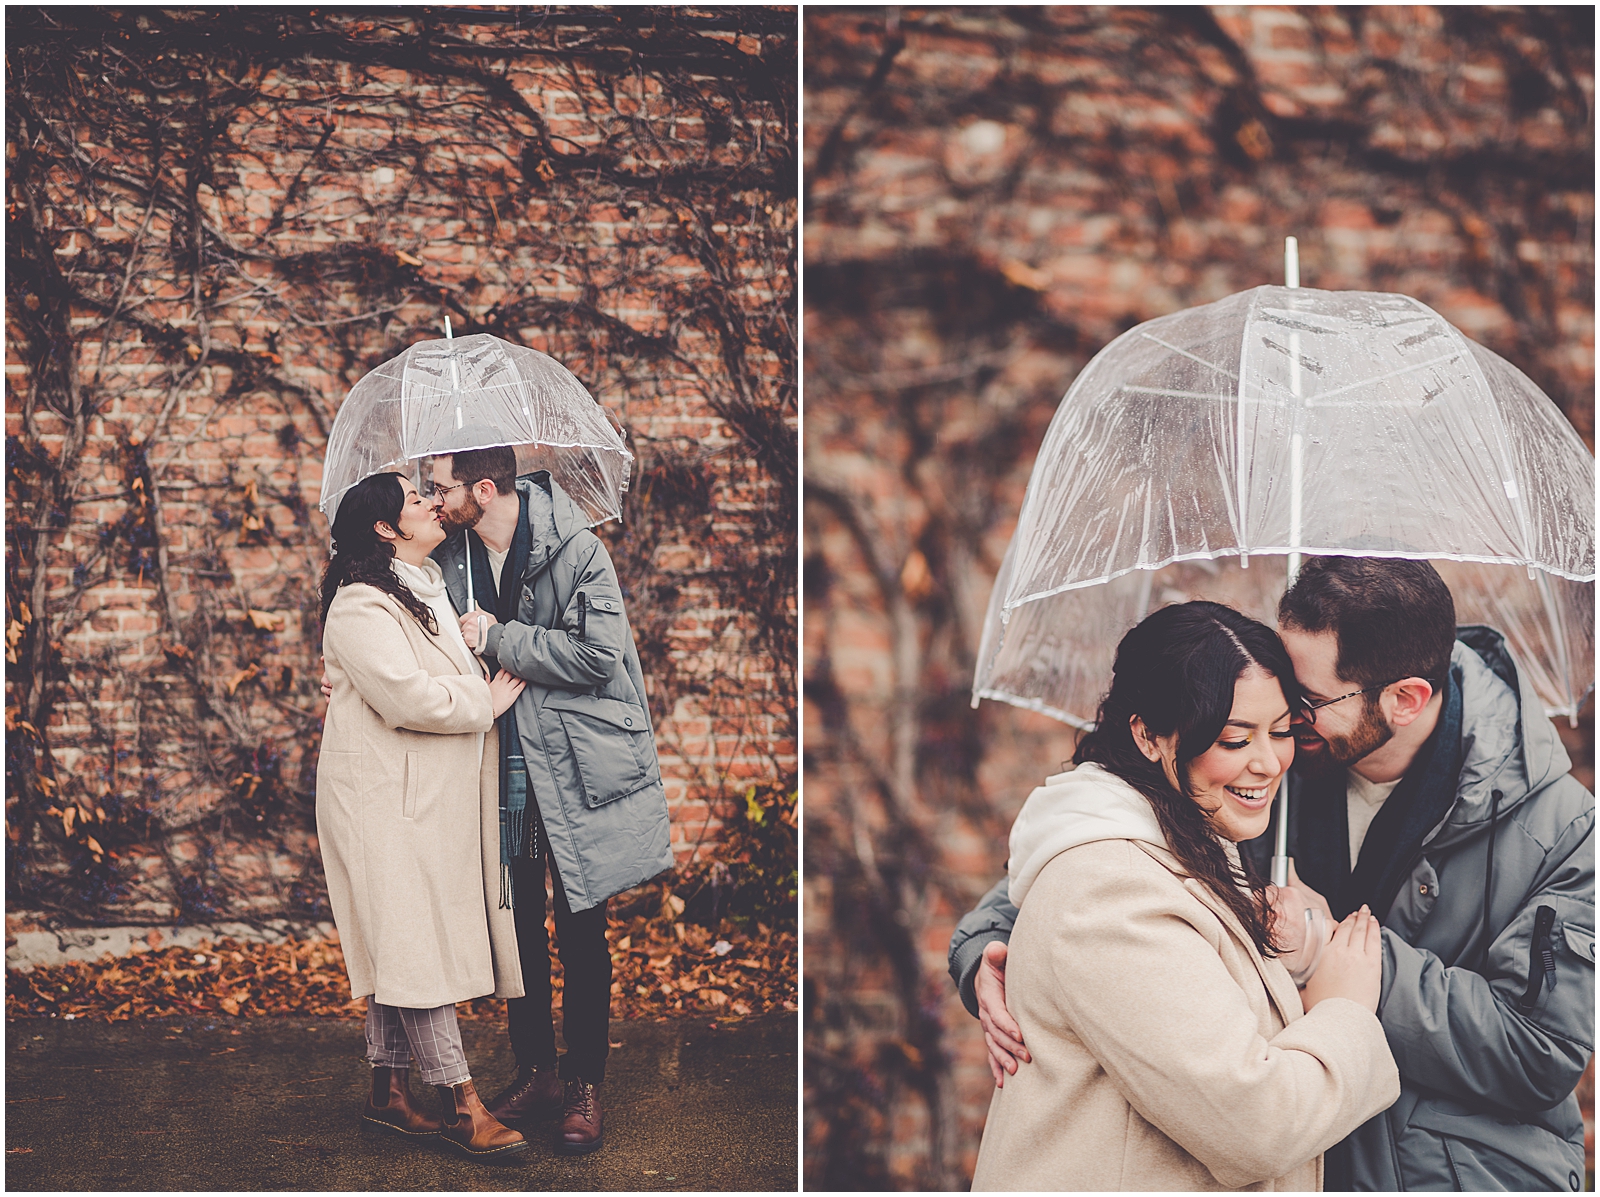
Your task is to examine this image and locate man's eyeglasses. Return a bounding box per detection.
[423,481,467,499]
[1302,681,1399,723]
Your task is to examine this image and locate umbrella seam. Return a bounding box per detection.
[1136,331,1241,381]
[969,687,1096,730]
[1000,549,1596,611]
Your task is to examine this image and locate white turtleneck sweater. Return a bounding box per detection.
[391,557,477,671]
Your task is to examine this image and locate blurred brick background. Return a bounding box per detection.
[802,6,1592,1189]
[7,8,795,935]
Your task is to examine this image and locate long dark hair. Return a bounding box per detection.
[1073,600,1303,958]
[318,472,438,634]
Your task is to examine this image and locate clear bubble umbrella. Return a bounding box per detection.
[317,325,632,527]
[971,266,1595,882]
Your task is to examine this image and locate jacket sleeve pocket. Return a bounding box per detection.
[403,751,420,820]
[1562,922,1595,965]
[543,694,658,808]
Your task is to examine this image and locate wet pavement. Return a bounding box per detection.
[4,1012,797,1191]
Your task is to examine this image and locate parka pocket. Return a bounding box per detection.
[1406,1099,1582,1192]
[543,694,657,808]
[402,751,420,820]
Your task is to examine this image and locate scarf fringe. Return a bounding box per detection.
[500,803,526,910]
[498,749,529,910]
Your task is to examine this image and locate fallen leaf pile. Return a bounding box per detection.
[5,917,797,1023]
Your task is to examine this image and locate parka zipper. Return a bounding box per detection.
[576,591,587,640]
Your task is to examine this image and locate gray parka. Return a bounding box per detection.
[950,631,1595,1192]
[434,474,673,913]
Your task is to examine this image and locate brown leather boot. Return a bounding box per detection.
[557,1078,603,1155]
[362,1066,442,1138]
[485,1064,564,1128]
[435,1079,529,1162]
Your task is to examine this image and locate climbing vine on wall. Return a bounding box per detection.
[6,6,796,926]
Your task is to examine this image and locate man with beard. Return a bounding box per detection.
[425,444,673,1155]
[949,558,1594,1191]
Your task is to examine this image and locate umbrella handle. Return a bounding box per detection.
[1285,907,1326,989]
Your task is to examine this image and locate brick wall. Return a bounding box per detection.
[7,7,796,927]
[802,6,1592,1188]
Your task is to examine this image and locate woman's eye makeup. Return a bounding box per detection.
[1217,725,1294,748]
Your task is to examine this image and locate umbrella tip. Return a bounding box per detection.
[1284,236,1300,289]
[444,315,454,341]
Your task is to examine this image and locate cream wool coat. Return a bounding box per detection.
[317,579,523,1009]
[971,766,1399,1192]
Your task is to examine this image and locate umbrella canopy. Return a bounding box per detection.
[973,285,1595,725]
[318,332,632,526]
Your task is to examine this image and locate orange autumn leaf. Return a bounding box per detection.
[226,664,260,695]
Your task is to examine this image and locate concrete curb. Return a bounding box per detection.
[6,920,337,972]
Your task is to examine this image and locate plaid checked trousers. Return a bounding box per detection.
[364,998,471,1086]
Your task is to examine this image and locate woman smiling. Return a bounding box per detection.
[970,602,1399,1192]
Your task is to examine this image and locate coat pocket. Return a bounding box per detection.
[543,693,657,808]
[402,751,420,820]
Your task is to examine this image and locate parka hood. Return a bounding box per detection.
[1008,762,1167,907]
[1431,627,1572,846]
[515,471,594,578]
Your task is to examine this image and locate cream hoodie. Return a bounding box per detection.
[1007,760,1167,908]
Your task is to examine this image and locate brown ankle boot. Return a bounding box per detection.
[486,1064,564,1127]
[435,1079,529,1162]
[362,1066,442,1138]
[557,1078,603,1155]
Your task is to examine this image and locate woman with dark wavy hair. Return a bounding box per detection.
[971,601,1399,1191]
[316,471,530,1163]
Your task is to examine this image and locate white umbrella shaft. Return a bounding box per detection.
[441,316,477,639]
[443,315,464,427]
[462,530,489,650]
[1272,777,1292,886]
[1274,237,1302,889]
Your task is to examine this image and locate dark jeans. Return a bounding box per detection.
[507,842,611,1083]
